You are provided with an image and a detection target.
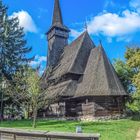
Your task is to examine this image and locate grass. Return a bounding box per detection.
[0,119,139,140]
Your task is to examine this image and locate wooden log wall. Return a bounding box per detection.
[65,96,125,117]
[39,96,125,118]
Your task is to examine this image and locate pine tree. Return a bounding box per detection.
[0,0,32,80]
[0,0,32,120]
[0,0,9,120]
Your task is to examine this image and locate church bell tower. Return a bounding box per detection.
[47,0,70,67]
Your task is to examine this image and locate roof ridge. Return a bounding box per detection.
[87,48,99,95]
[68,31,88,72]
[68,31,87,47]
[98,45,126,95]
[98,45,111,94]
[83,31,95,47]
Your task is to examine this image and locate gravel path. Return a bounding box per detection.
[136,129,140,140]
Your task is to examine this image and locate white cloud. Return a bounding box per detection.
[11,10,37,33]
[70,0,140,42]
[130,0,140,13]
[29,55,46,66]
[86,10,140,37]
[70,3,140,42]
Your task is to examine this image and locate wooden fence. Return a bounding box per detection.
[0,128,100,140]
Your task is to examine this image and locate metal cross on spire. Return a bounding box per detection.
[84,19,88,31]
[84,22,88,31]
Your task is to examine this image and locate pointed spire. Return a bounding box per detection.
[98,39,104,50]
[52,0,63,25]
[84,18,88,31]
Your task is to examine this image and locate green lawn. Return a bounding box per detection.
[0,119,139,140]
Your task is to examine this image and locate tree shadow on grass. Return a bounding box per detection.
[0,120,32,128]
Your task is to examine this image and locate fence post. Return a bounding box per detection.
[13,134,16,140]
[0,132,1,140]
[46,137,51,140]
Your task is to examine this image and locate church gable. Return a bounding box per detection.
[75,45,127,97]
[100,45,127,95]
[68,31,95,74]
[49,31,94,80]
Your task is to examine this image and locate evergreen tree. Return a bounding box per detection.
[0,0,32,80]
[0,0,32,119]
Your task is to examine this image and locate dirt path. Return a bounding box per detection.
[136,129,140,140]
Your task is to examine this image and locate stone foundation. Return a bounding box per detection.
[42,114,126,122]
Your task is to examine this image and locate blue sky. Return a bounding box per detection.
[3,0,140,73]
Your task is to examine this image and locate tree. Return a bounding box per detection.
[114,46,140,114]
[10,66,46,128]
[125,47,140,113]
[0,0,32,119]
[113,59,134,93]
[8,65,30,119]
[0,0,32,79]
[26,68,42,128]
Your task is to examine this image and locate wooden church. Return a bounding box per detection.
[41,0,127,119]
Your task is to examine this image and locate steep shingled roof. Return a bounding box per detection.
[47,0,69,34]
[52,0,63,25]
[49,31,95,80]
[45,80,77,100]
[75,45,127,97]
